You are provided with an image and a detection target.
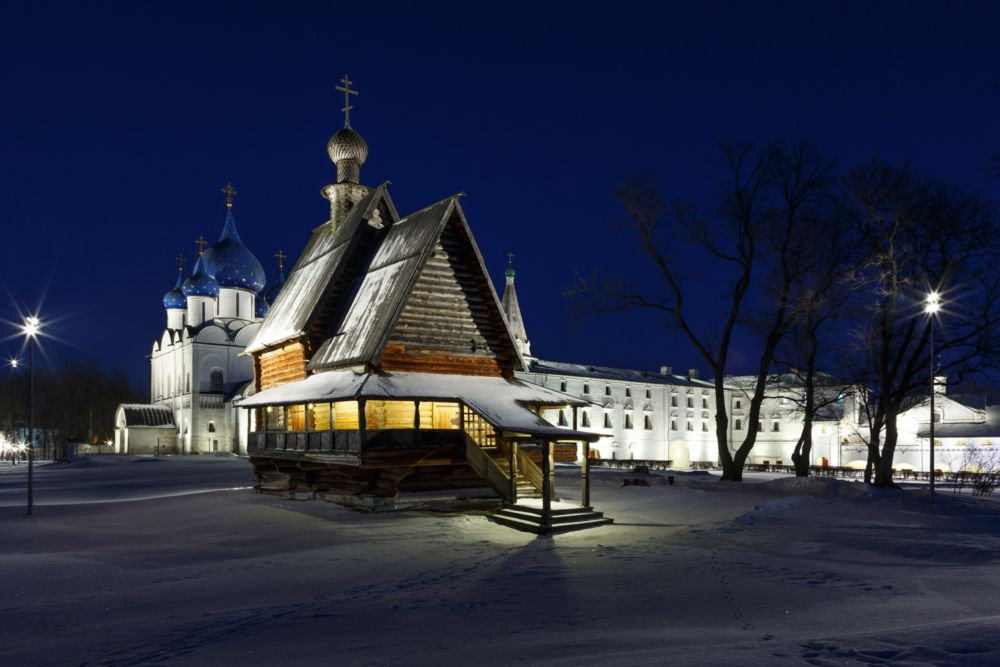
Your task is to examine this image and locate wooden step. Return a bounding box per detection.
[488,505,613,534]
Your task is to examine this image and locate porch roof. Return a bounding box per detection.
[238,370,598,441]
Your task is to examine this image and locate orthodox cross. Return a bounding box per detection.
[506,251,514,266]
[275,249,286,271]
[335,74,358,128]
[175,253,186,272]
[221,182,238,210]
[195,235,208,256]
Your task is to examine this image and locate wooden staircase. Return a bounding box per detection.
[490,504,614,535]
[485,447,541,500]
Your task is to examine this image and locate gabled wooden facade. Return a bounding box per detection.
[241,180,610,533]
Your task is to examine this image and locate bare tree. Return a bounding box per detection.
[570,142,834,481]
[843,161,1000,487]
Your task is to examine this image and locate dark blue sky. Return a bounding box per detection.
[2,1,998,385]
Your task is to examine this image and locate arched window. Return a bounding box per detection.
[210,370,224,393]
[558,410,568,426]
[581,411,591,427]
[208,422,216,433]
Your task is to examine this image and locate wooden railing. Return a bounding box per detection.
[516,447,547,498]
[464,434,514,502]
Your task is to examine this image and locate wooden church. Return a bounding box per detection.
[240,78,610,533]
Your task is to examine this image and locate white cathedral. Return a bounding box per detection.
[114,185,286,455]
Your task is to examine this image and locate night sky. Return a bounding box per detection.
[2,1,998,387]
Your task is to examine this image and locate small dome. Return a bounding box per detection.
[255,298,269,318]
[182,256,219,298]
[505,265,516,278]
[163,270,187,309]
[202,211,267,292]
[264,265,287,306]
[327,127,368,166]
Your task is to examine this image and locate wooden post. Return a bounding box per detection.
[358,399,367,450]
[582,440,590,508]
[509,440,518,505]
[541,440,552,531]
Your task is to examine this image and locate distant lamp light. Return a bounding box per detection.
[925,291,941,315]
[9,358,17,369]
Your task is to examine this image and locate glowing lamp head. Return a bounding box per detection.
[23,316,40,338]
[9,358,18,369]
[925,292,941,315]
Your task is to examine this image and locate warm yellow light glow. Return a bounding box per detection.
[925,291,941,315]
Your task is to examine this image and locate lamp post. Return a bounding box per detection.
[23,316,39,516]
[925,292,941,504]
[8,358,17,442]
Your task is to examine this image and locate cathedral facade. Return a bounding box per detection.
[114,188,286,455]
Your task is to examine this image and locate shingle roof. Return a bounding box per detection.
[245,184,396,354]
[724,371,846,391]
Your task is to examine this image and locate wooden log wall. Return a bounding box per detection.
[381,218,514,376]
[257,341,308,391]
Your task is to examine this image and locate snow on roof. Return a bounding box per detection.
[245,185,393,355]
[237,370,596,440]
[529,359,715,388]
[724,371,847,391]
[117,404,175,428]
[307,196,456,371]
[917,406,1000,439]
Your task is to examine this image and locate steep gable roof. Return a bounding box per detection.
[307,196,525,375]
[245,184,398,355]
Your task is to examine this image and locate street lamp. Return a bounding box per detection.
[22,315,40,516]
[7,357,18,443]
[925,292,941,504]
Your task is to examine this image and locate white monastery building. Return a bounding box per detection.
[114,185,286,455]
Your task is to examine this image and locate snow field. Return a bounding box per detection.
[1,457,999,665]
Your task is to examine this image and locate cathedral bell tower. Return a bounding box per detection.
[321,74,371,227]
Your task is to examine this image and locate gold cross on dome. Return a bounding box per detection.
[175,253,186,272]
[195,235,208,256]
[506,251,514,266]
[335,74,359,128]
[221,182,238,209]
[275,249,286,271]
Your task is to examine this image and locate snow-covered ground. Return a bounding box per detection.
[2,456,1000,666]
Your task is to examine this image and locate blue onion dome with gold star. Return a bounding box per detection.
[182,255,220,298]
[202,186,266,291]
[162,268,187,309]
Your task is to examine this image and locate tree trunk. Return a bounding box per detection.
[873,411,899,487]
[792,415,813,477]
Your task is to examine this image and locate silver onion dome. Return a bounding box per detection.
[327,127,368,183]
